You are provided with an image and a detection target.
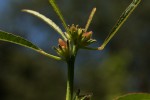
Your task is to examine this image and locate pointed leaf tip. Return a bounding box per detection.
[85,7,96,32]
[22,9,66,40]
[48,0,68,32]
[98,0,141,50]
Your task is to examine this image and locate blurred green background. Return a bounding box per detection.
[0,0,150,100]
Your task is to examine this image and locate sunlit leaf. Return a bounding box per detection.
[0,30,62,60]
[22,9,67,40]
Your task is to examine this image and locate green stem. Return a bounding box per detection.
[66,56,75,100]
[66,46,78,100]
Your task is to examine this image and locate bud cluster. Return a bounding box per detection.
[65,24,96,47]
[54,24,96,60]
[54,38,70,60]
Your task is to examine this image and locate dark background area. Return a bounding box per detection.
[0,0,150,100]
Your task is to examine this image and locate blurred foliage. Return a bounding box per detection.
[0,0,150,100]
[115,93,150,100]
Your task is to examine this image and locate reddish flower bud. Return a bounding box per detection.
[82,31,93,39]
[58,38,67,48]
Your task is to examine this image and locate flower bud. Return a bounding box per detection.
[82,31,93,39]
[58,38,67,48]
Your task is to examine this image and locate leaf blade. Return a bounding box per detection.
[0,30,40,50]
[49,0,68,32]
[0,30,62,60]
[22,9,67,40]
[99,0,141,50]
[85,8,96,32]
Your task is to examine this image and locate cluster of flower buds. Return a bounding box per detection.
[54,24,96,60]
[65,24,96,48]
[54,38,70,60]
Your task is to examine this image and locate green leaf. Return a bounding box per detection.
[22,9,67,40]
[49,0,68,32]
[85,8,96,32]
[0,30,40,50]
[0,30,62,60]
[99,0,141,50]
[115,93,150,100]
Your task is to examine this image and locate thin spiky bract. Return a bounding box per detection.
[49,0,68,32]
